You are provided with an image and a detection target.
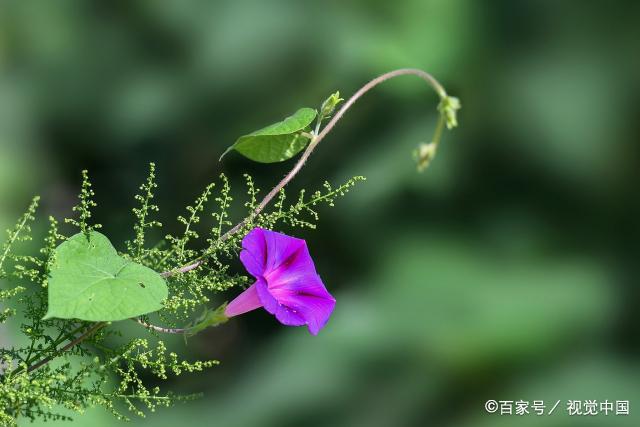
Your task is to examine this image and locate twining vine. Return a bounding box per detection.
[0,68,459,425]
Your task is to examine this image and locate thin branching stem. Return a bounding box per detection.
[160,68,448,279]
[23,322,106,374]
[0,69,454,425]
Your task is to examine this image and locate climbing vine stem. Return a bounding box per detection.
[3,68,459,378]
[161,68,459,279]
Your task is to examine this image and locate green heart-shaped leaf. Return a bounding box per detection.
[221,107,317,163]
[44,231,168,322]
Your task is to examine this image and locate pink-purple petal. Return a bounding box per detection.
[255,276,279,314]
[232,227,336,335]
[224,283,263,318]
[274,305,306,327]
[279,289,336,335]
[239,228,268,276]
[265,245,317,290]
[263,229,307,275]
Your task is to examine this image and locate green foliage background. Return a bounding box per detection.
[0,0,638,426]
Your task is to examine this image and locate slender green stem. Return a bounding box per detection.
[23,321,43,366]
[220,68,447,240]
[143,69,451,335]
[433,113,446,146]
[159,68,449,280]
[3,69,453,399]
[16,322,107,375]
[0,197,39,273]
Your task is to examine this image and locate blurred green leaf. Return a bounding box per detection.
[374,236,614,368]
[45,231,168,321]
[221,107,316,163]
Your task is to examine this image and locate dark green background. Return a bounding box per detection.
[0,1,638,426]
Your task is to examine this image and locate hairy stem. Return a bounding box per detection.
[160,68,448,279]
[135,318,189,334]
[220,68,447,239]
[142,69,450,335]
[1,69,451,383]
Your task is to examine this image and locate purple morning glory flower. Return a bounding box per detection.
[224,227,336,335]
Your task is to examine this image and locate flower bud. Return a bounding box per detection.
[438,96,461,129]
[413,142,438,172]
[320,91,344,120]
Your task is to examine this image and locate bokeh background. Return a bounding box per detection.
[1,1,639,426]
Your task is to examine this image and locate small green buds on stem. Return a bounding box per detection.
[413,142,438,172]
[220,69,458,175]
[1,68,462,425]
[414,94,461,172]
[438,95,461,130]
[318,91,344,126]
[66,170,102,237]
